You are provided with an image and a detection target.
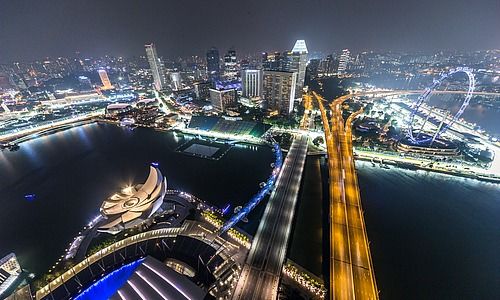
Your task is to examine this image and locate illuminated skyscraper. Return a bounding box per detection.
[262,52,287,71]
[145,43,167,90]
[307,59,320,78]
[288,40,308,98]
[206,47,220,82]
[170,72,182,91]
[194,81,211,101]
[338,49,351,75]
[263,70,297,115]
[98,69,113,90]
[241,69,262,99]
[223,48,238,79]
[320,54,337,75]
[209,88,236,112]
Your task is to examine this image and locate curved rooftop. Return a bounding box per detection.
[74,256,205,300]
[106,103,132,110]
[99,166,167,233]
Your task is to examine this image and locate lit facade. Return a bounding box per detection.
[223,48,238,79]
[98,165,167,234]
[98,69,113,90]
[170,72,182,91]
[206,47,220,82]
[241,69,262,99]
[0,253,22,298]
[194,81,211,101]
[288,40,308,98]
[338,49,351,75]
[209,88,237,112]
[263,70,297,115]
[145,43,167,90]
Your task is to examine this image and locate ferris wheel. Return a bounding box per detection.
[406,67,475,145]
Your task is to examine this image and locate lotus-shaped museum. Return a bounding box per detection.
[98,165,167,234]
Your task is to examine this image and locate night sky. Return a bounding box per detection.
[0,0,499,62]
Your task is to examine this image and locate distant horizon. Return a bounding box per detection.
[1,46,499,64]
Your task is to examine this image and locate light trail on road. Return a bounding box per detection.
[314,91,378,300]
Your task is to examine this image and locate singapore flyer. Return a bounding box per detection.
[406,67,476,145]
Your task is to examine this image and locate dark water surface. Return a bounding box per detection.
[289,148,499,299]
[358,162,500,299]
[0,123,273,276]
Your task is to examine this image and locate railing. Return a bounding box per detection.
[36,225,187,299]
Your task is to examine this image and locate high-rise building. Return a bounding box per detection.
[98,69,113,90]
[288,40,308,98]
[263,70,297,115]
[241,69,262,99]
[306,59,320,79]
[209,88,237,112]
[338,49,351,75]
[194,81,211,101]
[206,47,220,82]
[262,52,287,71]
[240,59,250,70]
[320,54,337,76]
[145,43,167,90]
[170,72,182,91]
[223,48,238,79]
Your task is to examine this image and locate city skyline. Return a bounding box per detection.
[0,1,499,299]
[1,0,500,62]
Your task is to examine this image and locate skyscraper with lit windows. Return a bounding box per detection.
[145,43,167,90]
[223,48,238,79]
[288,40,308,98]
[263,70,297,115]
[241,69,262,99]
[206,47,220,82]
[338,49,351,75]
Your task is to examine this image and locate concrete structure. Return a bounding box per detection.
[262,52,288,71]
[320,54,337,76]
[206,47,220,82]
[98,69,113,90]
[36,218,250,300]
[314,92,378,300]
[209,88,236,112]
[105,103,133,117]
[145,43,167,90]
[99,165,167,234]
[241,69,262,99]
[337,49,351,75]
[79,256,205,300]
[232,135,308,299]
[307,58,320,78]
[0,253,22,298]
[136,98,159,109]
[224,48,238,79]
[194,81,211,101]
[231,99,313,299]
[263,70,297,115]
[397,138,460,156]
[288,40,308,98]
[170,72,182,91]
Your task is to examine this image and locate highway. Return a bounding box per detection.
[232,94,315,299]
[313,91,378,300]
[232,134,308,299]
